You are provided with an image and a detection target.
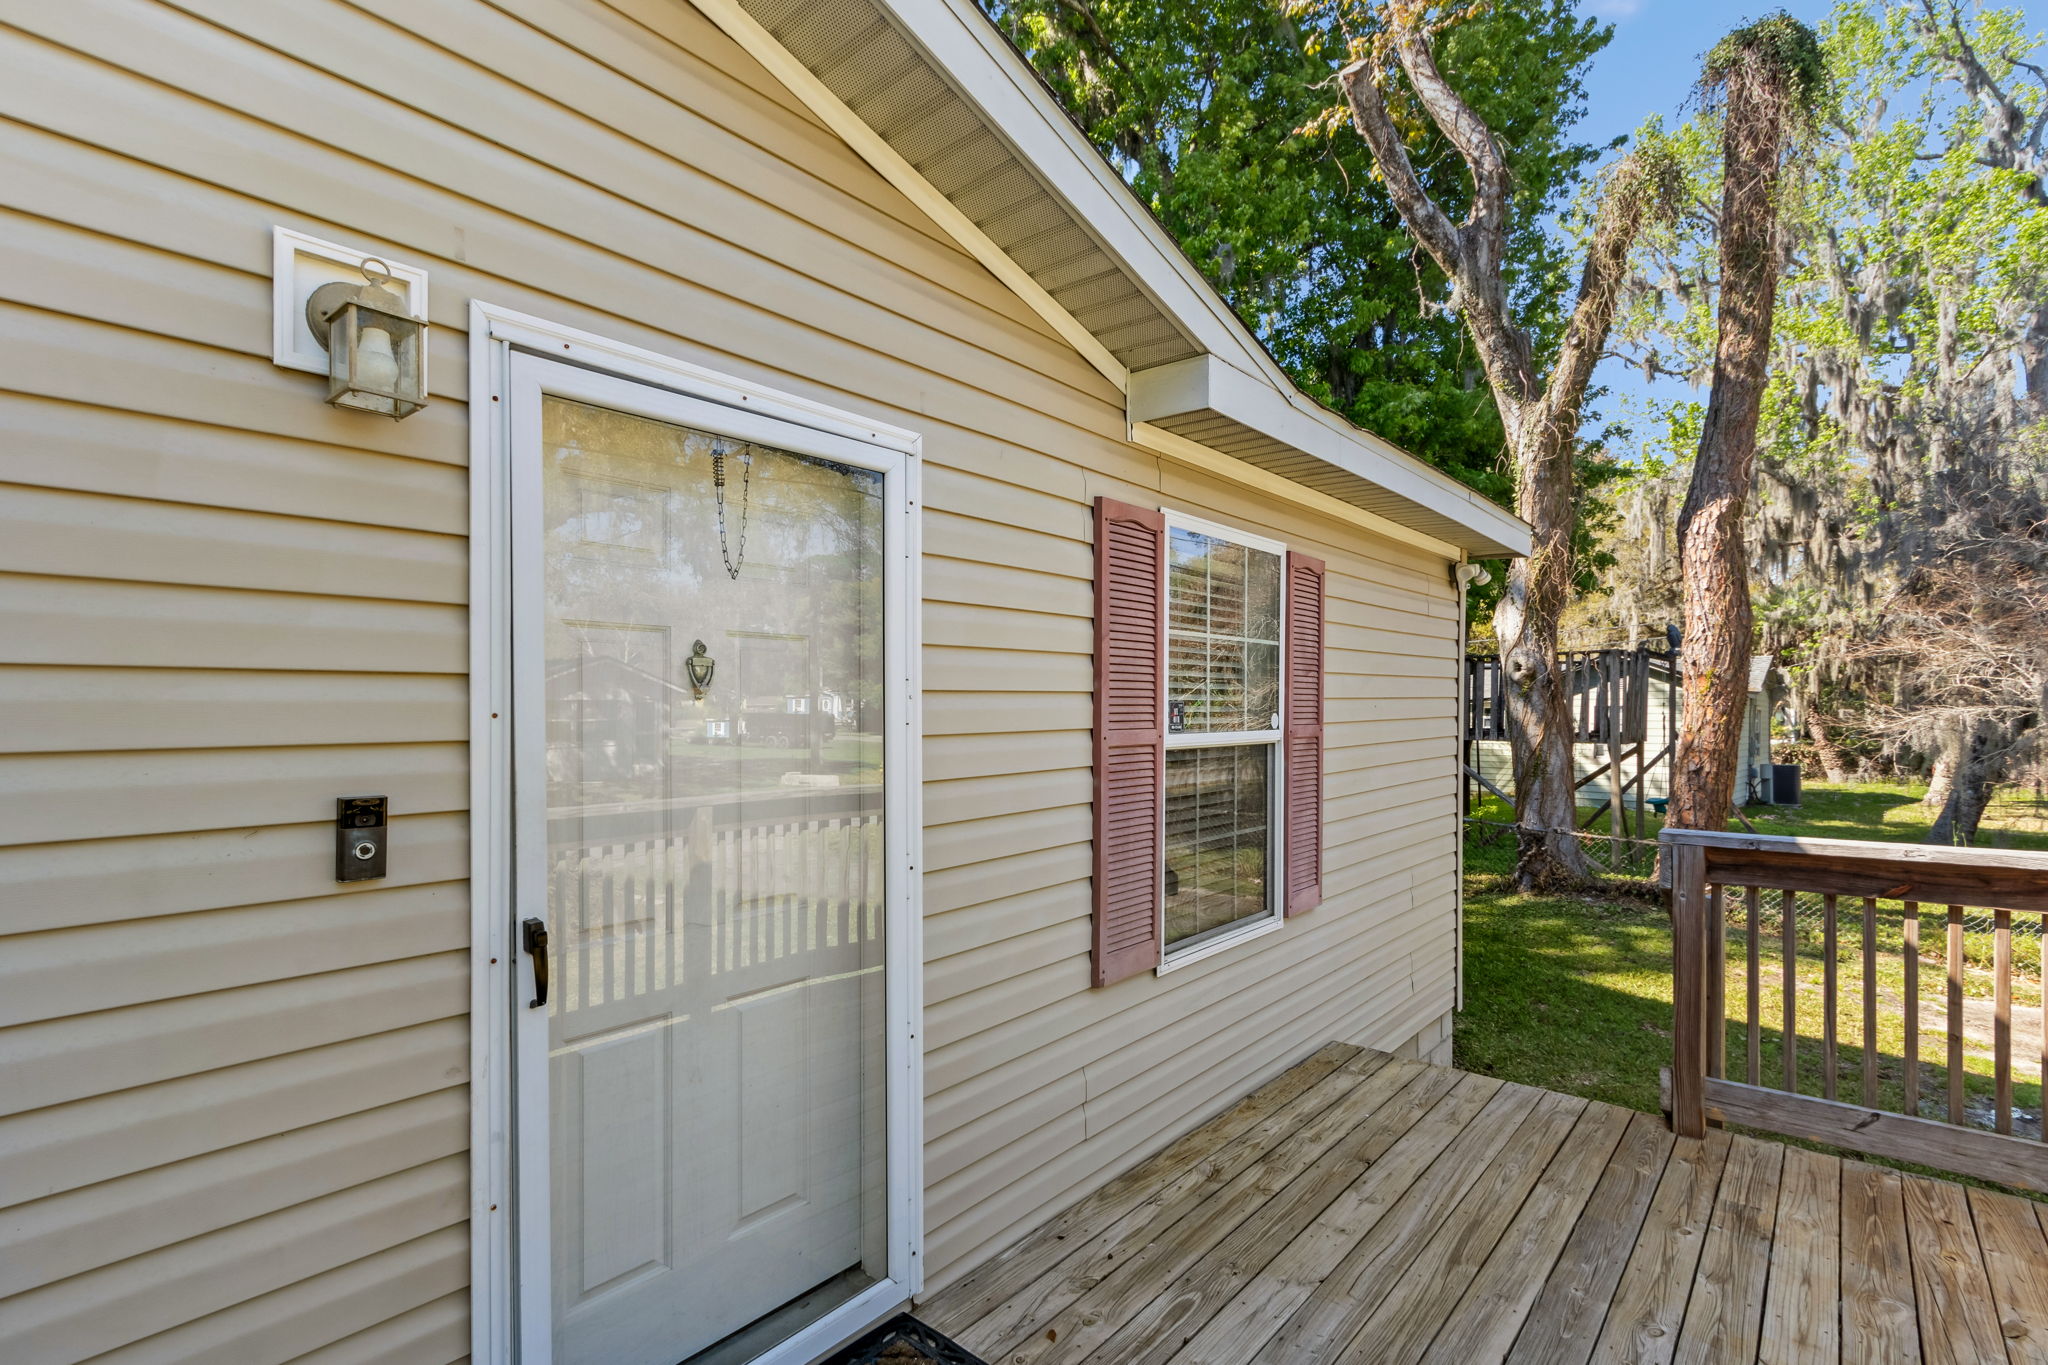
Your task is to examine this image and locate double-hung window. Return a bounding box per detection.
[1090,496,1323,987]
[1161,513,1285,959]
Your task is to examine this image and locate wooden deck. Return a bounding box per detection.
[918,1043,2048,1365]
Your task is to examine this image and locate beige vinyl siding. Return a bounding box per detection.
[0,0,1463,1358]
[917,473,1463,1281]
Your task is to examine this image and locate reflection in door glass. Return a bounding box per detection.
[540,398,887,1365]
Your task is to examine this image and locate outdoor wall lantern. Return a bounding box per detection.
[684,640,717,699]
[304,259,428,420]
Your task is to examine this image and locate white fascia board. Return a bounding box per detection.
[1131,355,1534,558]
[881,0,1262,371]
[1130,422,1463,562]
[897,0,1530,559]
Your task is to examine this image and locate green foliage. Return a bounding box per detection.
[1704,11,1831,119]
[974,0,1616,502]
[1592,1,2048,679]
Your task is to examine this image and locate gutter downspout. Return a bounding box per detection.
[1450,558,1491,1015]
[1450,556,1471,1013]
[1456,558,1466,1013]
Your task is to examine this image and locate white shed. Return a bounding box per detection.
[1470,650,1788,811]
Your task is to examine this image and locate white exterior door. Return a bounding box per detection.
[498,349,916,1365]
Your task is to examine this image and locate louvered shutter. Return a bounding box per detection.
[1284,552,1326,915]
[1093,497,1165,986]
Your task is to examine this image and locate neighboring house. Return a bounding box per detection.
[1469,650,1788,810]
[0,2,1528,1363]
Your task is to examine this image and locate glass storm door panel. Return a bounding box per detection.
[537,394,888,1365]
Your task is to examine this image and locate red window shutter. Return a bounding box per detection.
[1093,497,1165,986]
[1285,552,1326,915]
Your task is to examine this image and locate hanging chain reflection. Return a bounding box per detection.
[712,442,753,579]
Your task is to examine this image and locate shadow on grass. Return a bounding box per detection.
[1456,886,2044,1151]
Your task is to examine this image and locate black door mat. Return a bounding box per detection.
[816,1314,989,1365]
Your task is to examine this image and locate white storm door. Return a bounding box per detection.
[505,353,912,1365]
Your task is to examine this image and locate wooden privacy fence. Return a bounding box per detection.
[548,800,884,1017]
[1464,646,1668,746]
[1664,828,2048,1192]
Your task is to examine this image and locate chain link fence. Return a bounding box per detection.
[1462,817,1660,881]
[1463,818,2042,971]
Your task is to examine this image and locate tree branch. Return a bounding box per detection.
[1334,58,1464,271]
[1542,153,1674,437]
[1390,24,1513,278]
[1337,19,1537,409]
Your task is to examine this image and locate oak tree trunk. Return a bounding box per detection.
[1923,754,1955,810]
[1337,33,1669,888]
[1929,731,1993,846]
[1494,412,1592,889]
[1805,711,1849,783]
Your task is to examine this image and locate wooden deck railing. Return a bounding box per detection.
[1664,827,2048,1192]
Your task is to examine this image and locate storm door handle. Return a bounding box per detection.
[522,918,550,1009]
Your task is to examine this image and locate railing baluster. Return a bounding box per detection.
[1948,904,1965,1127]
[1994,909,2012,1136]
[1658,829,2048,1185]
[1669,841,1710,1139]
[1904,904,1920,1117]
[1708,884,1727,1081]
[1746,886,1761,1086]
[1782,888,1799,1092]
[578,854,593,1010]
[1861,896,1878,1108]
[609,843,624,1003]
[2041,911,2047,1143]
[623,849,639,999]
[1823,893,1839,1101]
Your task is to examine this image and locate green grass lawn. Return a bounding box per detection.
[1469,779,2048,852]
[1456,781,2047,1157]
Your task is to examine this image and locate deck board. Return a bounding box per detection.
[1756,1145,1841,1364]
[1673,1132,1783,1365]
[1506,1112,1675,1365]
[1418,1103,1632,1365]
[1587,1128,1731,1365]
[975,1057,1439,1363]
[1164,1073,1506,1365]
[1968,1187,2048,1365]
[920,1048,2047,1365]
[1905,1174,2009,1365]
[1839,1161,1920,1365]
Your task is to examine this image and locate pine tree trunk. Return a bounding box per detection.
[1805,712,1849,783]
[1670,48,1793,831]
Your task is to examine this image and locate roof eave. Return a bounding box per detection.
[1130,357,1532,559]
[716,0,1534,559]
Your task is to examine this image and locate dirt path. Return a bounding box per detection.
[1914,993,2044,1138]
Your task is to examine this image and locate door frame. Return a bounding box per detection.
[468,302,925,1364]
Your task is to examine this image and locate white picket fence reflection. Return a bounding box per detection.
[549,806,884,1016]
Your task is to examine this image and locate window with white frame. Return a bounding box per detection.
[1162,513,1284,956]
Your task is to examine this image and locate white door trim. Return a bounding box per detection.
[468,302,925,1364]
